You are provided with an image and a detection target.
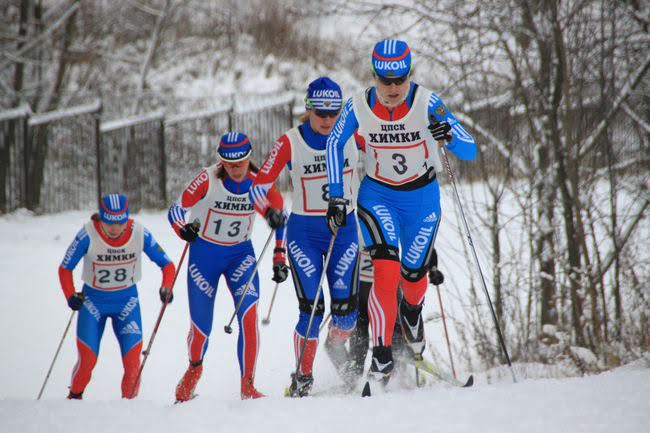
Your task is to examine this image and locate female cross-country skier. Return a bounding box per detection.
[250,77,360,397]
[168,132,286,401]
[325,39,476,386]
[58,193,176,399]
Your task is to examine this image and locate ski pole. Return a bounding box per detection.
[293,232,338,384]
[224,229,275,334]
[439,144,517,383]
[318,312,331,334]
[261,281,280,325]
[37,309,76,400]
[129,241,190,398]
[436,284,457,379]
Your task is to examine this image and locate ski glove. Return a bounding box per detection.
[327,197,349,234]
[264,208,284,230]
[429,268,445,286]
[159,287,173,304]
[272,262,289,283]
[67,292,85,311]
[428,120,452,142]
[180,221,200,243]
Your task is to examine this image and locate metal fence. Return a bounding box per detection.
[0,96,294,214]
[1,96,645,214]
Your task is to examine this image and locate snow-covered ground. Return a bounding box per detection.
[0,209,648,433]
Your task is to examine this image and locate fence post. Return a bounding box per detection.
[159,117,167,207]
[95,103,103,207]
[22,113,29,211]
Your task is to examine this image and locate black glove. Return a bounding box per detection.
[327,197,348,234]
[264,208,284,230]
[67,292,85,311]
[272,262,289,283]
[159,287,173,304]
[429,268,445,285]
[428,120,452,142]
[180,221,200,243]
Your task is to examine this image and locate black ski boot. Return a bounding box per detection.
[287,373,314,398]
[399,300,425,360]
[368,345,394,386]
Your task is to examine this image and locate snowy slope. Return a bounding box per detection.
[0,209,648,433]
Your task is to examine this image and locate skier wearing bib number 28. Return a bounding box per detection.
[250,77,360,397]
[58,194,176,399]
[168,132,285,401]
[325,40,476,388]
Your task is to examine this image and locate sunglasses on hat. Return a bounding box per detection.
[314,109,340,119]
[376,74,409,86]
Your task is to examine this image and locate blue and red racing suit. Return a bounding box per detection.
[168,164,284,380]
[326,82,476,348]
[250,122,360,376]
[58,216,175,397]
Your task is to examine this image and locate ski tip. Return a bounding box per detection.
[463,375,474,387]
[361,381,371,397]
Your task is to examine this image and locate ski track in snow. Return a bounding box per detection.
[0,210,648,433]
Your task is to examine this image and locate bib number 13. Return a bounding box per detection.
[214,219,241,237]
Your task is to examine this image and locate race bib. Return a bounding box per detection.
[201,209,254,245]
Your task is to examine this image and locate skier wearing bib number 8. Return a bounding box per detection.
[58,193,176,399]
[168,132,285,401]
[250,77,360,397]
[325,39,476,387]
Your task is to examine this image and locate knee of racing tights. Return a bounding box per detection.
[401,274,428,306]
[401,262,429,283]
[297,310,324,339]
[298,297,325,316]
[331,295,357,317]
[367,244,400,261]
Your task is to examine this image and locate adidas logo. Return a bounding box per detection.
[120,321,141,335]
[333,278,347,290]
[423,211,438,222]
[234,283,258,297]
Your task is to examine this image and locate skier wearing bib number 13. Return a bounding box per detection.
[325,39,477,388]
[58,194,176,399]
[168,132,286,401]
[250,77,360,397]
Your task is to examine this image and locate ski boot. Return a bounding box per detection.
[399,300,425,360]
[175,360,203,402]
[368,345,394,386]
[67,390,83,400]
[241,376,266,400]
[287,373,314,397]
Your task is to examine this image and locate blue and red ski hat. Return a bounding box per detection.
[99,193,129,225]
[304,76,342,111]
[217,132,252,162]
[371,39,412,78]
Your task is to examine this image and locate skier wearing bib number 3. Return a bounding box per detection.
[58,194,176,399]
[168,132,285,401]
[250,77,360,397]
[325,40,477,386]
